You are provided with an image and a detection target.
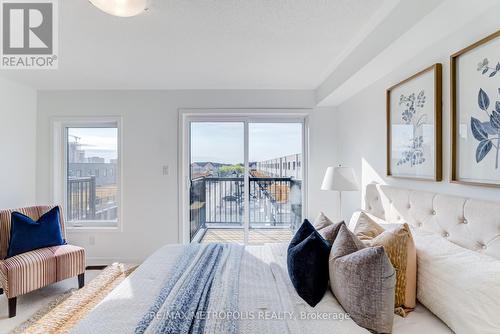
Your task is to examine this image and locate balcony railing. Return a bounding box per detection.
[190,177,302,240]
[67,176,118,223]
[67,176,96,221]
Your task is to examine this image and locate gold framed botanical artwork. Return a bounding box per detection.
[387,63,442,181]
[451,31,500,187]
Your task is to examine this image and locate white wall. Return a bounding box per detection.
[335,10,500,219]
[307,107,339,221]
[37,90,336,264]
[0,77,37,209]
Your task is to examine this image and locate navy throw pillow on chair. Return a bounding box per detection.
[287,219,331,307]
[7,206,65,258]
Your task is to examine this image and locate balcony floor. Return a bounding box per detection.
[201,228,293,245]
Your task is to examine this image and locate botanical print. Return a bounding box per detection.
[388,65,438,180]
[454,32,499,186]
[470,58,500,169]
[396,91,427,167]
[477,58,500,77]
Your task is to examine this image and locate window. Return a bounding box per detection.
[63,122,120,228]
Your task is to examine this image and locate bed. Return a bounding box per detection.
[71,243,451,334]
[70,184,500,333]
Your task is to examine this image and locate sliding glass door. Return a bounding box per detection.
[189,122,245,241]
[249,123,303,229]
[188,117,305,244]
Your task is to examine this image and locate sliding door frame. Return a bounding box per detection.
[178,109,311,244]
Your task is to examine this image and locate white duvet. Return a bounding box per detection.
[71,243,452,334]
[414,229,500,334]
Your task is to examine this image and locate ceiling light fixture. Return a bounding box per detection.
[89,0,148,18]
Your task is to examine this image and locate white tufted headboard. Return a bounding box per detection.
[364,183,500,260]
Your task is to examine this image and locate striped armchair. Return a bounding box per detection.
[0,205,85,317]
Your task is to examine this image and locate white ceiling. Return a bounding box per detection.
[316,0,499,106]
[0,0,385,90]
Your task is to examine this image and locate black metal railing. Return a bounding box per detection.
[67,176,96,221]
[67,177,118,223]
[190,177,207,239]
[189,177,302,240]
[205,177,245,224]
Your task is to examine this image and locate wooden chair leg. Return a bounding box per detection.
[8,297,16,318]
[78,273,85,289]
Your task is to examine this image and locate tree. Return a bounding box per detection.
[219,165,244,176]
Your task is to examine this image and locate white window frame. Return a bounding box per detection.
[178,109,310,244]
[51,117,123,231]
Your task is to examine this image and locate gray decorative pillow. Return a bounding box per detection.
[317,220,344,243]
[313,211,333,230]
[329,224,396,334]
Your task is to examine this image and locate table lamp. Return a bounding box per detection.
[321,166,359,220]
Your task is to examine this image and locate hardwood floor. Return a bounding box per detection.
[201,228,293,245]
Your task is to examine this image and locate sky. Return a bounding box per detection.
[190,122,302,164]
[68,128,118,162]
[67,123,302,165]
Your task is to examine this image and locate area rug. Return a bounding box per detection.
[10,263,137,334]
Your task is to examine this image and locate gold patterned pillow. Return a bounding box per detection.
[353,213,417,317]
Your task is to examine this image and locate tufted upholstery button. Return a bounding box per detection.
[368,206,372,210]
[432,210,436,215]
[417,222,422,227]
[463,219,468,224]
[397,216,401,220]
[482,244,487,250]
[442,232,449,238]
[374,196,378,201]
[407,204,411,209]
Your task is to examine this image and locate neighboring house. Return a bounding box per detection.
[191,162,218,178]
[256,153,302,179]
[68,162,117,187]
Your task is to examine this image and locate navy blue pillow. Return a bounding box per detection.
[7,206,65,258]
[287,219,331,307]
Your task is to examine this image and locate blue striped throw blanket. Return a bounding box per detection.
[135,244,244,334]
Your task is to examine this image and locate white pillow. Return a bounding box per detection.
[412,229,500,334]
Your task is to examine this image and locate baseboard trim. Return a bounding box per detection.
[86,265,107,270]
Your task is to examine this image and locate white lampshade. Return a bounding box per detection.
[89,0,148,17]
[321,166,359,191]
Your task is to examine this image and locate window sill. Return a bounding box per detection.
[66,226,121,233]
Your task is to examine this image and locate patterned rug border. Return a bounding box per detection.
[9,289,77,334]
[10,263,137,334]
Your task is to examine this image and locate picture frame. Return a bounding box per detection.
[451,31,500,187]
[386,63,442,181]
